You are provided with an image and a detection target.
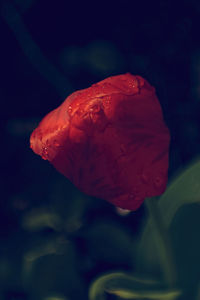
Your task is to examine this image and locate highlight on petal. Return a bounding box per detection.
[30,73,170,210]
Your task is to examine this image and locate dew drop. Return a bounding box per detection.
[44,147,48,153]
[68,106,72,113]
[41,147,48,160]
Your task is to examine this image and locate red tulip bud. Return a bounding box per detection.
[30,73,170,210]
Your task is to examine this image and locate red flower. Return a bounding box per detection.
[30,73,170,210]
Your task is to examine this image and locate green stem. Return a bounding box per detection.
[145,197,177,287]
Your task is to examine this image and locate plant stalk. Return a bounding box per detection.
[145,197,177,287]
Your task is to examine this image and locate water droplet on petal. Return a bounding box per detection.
[68,106,72,113]
[44,147,48,153]
[41,147,48,160]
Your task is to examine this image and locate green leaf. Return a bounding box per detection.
[108,288,181,299]
[89,272,181,300]
[157,157,200,227]
[22,207,62,232]
[136,157,200,272]
[147,156,200,229]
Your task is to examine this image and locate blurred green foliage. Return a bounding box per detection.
[89,158,200,300]
[137,157,200,268]
[89,273,181,300]
[1,157,200,299]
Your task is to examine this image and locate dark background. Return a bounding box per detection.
[1,0,200,299]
